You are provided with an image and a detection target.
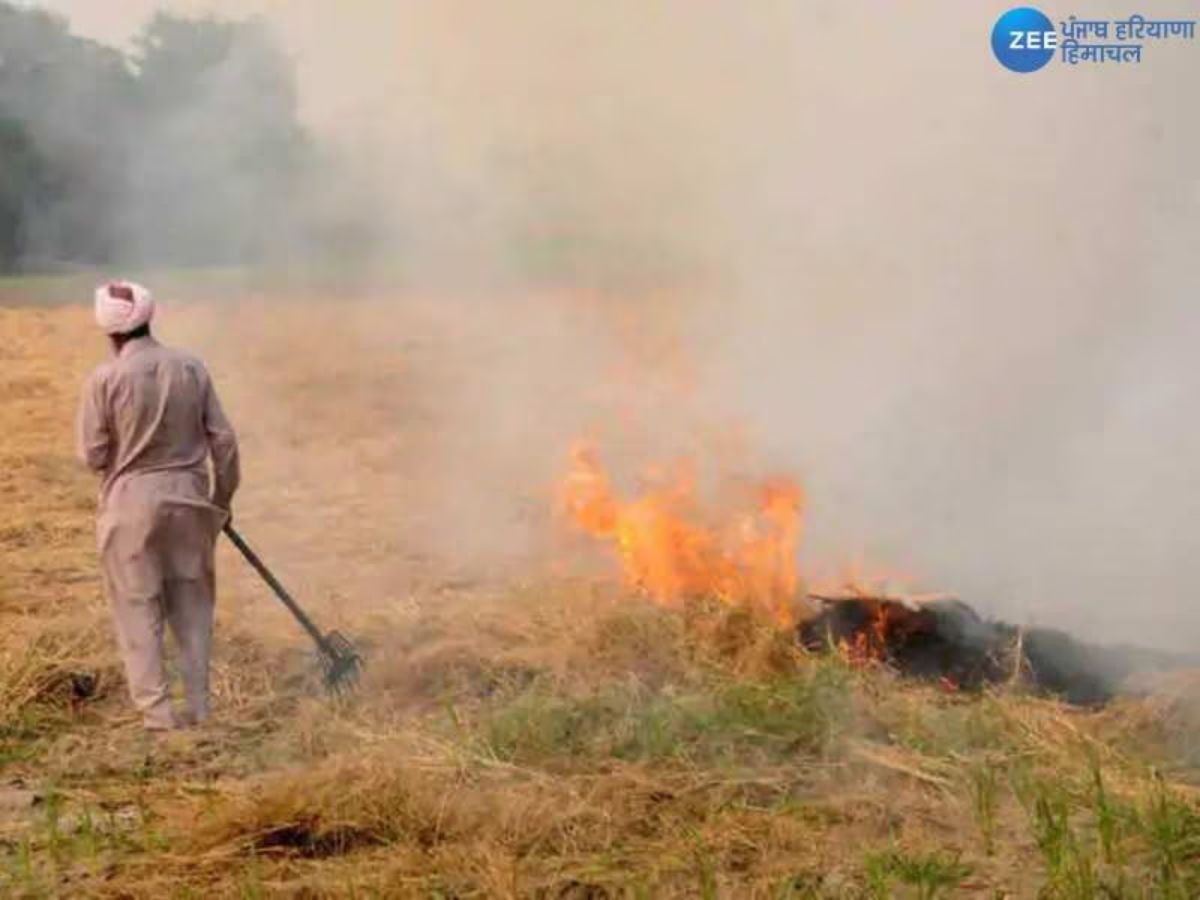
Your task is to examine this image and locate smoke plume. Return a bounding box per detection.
[38,0,1200,650]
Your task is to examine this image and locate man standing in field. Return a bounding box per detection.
[77,282,240,732]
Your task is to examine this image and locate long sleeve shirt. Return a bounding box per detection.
[77,336,240,510]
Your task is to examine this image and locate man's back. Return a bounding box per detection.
[78,336,239,508]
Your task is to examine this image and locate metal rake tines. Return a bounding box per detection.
[317,630,365,694]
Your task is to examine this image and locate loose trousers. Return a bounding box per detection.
[99,471,221,730]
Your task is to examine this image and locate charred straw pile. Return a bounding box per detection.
[798,595,1200,706]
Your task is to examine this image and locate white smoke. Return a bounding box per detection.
[39,0,1200,649]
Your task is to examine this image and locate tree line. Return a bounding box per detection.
[0,4,309,272]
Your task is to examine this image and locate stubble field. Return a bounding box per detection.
[1,276,1198,898]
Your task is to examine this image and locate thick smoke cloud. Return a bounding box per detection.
[37,1,1200,649]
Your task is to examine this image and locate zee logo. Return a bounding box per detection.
[992,7,1058,72]
[1008,30,1058,50]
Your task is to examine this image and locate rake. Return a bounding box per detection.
[223,523,364,693]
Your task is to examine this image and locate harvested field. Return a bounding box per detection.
[1,280,1199,898]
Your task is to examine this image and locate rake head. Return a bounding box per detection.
[317,630,365,694]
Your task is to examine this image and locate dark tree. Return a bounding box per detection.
[0,116,49,268]
[0,3,309,272]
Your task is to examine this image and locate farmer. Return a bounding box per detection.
[77,282,240,731]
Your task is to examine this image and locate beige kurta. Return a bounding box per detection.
[77,336,239,729]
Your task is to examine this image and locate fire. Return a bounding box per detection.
[558,441,803,625]
[839,602,892,667]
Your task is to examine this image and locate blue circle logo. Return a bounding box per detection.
[992,7,1057,72]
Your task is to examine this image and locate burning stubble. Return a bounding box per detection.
[558,439,802,626]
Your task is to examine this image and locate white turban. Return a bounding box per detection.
[94,281,154,335]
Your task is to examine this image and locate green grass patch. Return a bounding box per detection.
[476,659,853,768]
[0,789,159,897]
[862,847,971,899]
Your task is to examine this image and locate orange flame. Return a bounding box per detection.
[558,441,803,625]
